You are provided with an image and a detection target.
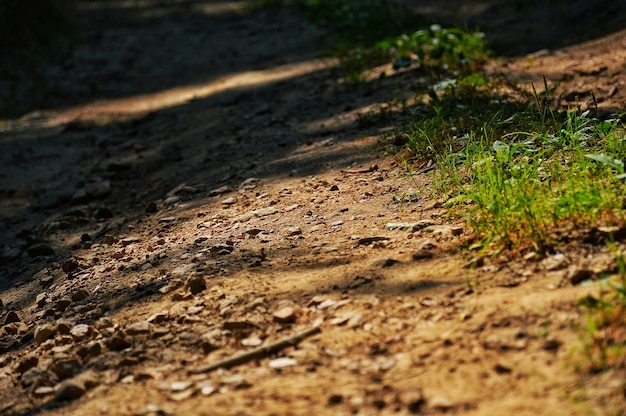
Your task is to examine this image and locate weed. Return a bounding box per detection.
[376,24,489,75]
[268,0,488,82]
[403,76,626,253]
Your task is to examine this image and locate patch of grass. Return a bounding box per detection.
[404,77,626,254]
[376,24,489,76]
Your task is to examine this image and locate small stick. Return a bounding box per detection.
[189,326,321,374]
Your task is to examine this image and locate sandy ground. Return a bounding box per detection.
[0,1,625,415]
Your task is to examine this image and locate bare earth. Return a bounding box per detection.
[1,1,625,415]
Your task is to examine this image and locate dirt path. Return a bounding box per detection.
[1,2,625,415]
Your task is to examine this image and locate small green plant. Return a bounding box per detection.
[404,77,626,253]
[376,24,489,74]
[271,0,487,82]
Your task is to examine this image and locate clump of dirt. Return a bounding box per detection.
[0,1,624,415]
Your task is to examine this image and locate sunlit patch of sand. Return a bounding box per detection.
[14,59,335,130]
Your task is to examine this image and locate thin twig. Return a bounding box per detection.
[189,326,322,374]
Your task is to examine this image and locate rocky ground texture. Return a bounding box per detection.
[0,1,625,415]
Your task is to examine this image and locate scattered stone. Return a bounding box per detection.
[269,357,297,369]
[240,177,260,189]
[166,183,198,198]
[543,253,569,271]
[245,228,265,236]
[147,311,169,324]
[54,379,86,401]
[398,389,425,414]
[209,244,234,255]
[328,394,343,405]
[40,273,54,287]
[221,197,236,206]
[4,311,21,324]
[121,237,141,246]
[285,226,302,236]
[160,279,184,294]
[463,257,484,269]
[33,386,56,397]
[567,267,595,285]
[208,185,231,196]
[75,370,100,389]
[523,251,540,261]
[385,222,417,231]
[3,322,27,335]
[34,324,57,344]
[329,311,362,328]
[70,289,89,302]
[246,297,268,311]
[194,235,211,244]
[164,196,181,205]
[185,275,206,294]
[55,319,73,335]
[423,225,457,238]
[412,249,434,260]
[543,337,563,352]
[70,324,91,340]
[329,184,339,191]
[241,336,263,347]
[429,396,455,411]
[239,206,277,222]
[96,317,115,329]
[119,357,139,367]
[159,216,176,223]
[51,359,82,380]
[105,333,131,351]
[372,257,400,268]
[223,320,257,330]
[77,341,102,358]
[170,389,195,401]
[450,225,464,236]
[126,321,151,336]
[16,354,38,375]
[26,243,55,258]
[356,236,389,246]
[273,307,296,324]
[170,380,194,392]
[172,263,197,276]
[331,220,343,227]
[55,298,72,312]
[199,381,216,396]
[20,367,52,388]
[51,344,73,356]
[482,330,528,351]
[171,291,193,301]
[494,363,512,374]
